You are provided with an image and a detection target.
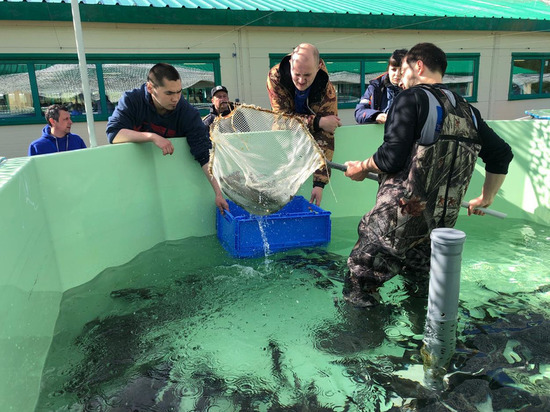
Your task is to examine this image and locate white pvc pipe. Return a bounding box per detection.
[460,201,507,219]
[422,228,466,390]
[70,0,97,148]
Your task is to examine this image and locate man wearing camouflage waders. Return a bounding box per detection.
[343,43,514,307]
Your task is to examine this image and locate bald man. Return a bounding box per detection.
[267,43,341,206]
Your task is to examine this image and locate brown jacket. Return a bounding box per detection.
[267,55,337,186]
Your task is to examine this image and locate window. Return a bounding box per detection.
[445,54,479,102]
[33,63,100,117]
[324,60,362,106]
[509,54,550,100]
[269,53,479,109]
[0,55,221,125]
[324,57,390,109]
[0,64,34,119]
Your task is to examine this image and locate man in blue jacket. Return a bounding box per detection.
[355,49,407,125]
[28,104,87,156]
[106,63,229,214]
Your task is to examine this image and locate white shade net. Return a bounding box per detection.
[209,105,325,215]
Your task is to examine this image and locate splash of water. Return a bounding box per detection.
[255,216,271,258]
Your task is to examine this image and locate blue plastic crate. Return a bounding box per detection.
[216,196,331,258]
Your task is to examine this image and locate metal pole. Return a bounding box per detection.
[70,0,97,148]
[421,228,466,390]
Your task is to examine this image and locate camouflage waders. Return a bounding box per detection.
[344,85,482,306]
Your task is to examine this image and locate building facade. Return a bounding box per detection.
[1,0,549,157]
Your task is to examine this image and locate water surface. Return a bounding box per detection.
[36,216,550,411]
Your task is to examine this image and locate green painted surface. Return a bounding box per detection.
[0,142,218,410]
[2,1,550,31]
[4,0,550,19]
[0,121,549,409]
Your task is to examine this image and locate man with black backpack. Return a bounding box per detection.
[342,43,514,307]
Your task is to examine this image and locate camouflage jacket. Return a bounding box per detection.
[347,84,512,293]
[377,84,483,255]
[267,55,337,186]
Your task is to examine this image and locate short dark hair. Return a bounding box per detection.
[388,49,408,68]
[405,43,447,76]
[44,104,68,125]
[147,63,181,87]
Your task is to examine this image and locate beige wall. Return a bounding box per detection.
[1,20,549,157]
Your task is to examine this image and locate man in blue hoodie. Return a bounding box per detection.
[106,63,229,214]
[28,104,87,156]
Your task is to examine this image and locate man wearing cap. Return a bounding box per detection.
[106,63,229,214]
[203,85,235,128]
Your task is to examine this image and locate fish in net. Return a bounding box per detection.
[208,105,326,215]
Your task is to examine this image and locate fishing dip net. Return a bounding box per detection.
[208,105,326,215]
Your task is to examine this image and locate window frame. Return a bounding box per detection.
[269,52,479,109]
[322,53,391,110]
[0,53,221,126]
[445,53,480,103]
[508,53,550,101]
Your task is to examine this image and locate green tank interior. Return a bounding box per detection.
[1,121,549,410]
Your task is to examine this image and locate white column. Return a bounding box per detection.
[70,0,97,148]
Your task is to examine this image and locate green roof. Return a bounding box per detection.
[2,0,550,31]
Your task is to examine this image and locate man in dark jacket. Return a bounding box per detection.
[106,63,229,214]
[355,49,407,125]
[203,85,235,128]
[29,104,87,156]
[343,43,514,307]
[267,43,341,206]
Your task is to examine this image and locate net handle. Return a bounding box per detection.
[326,161,507,219]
